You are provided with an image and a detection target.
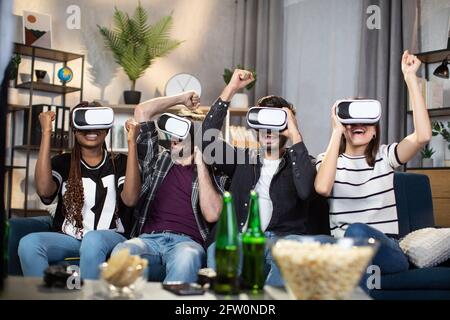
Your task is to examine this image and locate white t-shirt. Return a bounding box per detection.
[253,158,282,231]
[316,143,403,238]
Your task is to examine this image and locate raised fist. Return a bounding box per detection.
[401,50,421,78]
[227,69,255,91]
[125,119,141,143]
[39,111,55,133]
[183,90,200,110]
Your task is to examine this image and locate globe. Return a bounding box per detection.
[57,66,73,83]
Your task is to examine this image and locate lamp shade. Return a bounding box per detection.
[433,59,449,79]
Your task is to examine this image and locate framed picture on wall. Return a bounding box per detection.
[22,11,52,48]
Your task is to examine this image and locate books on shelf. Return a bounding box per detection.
[22,104,70,149]
[409,77,446,111]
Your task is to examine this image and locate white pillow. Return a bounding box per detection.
[400,228,450,268]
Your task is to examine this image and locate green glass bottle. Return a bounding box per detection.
[214,191,240,295]
[242,190,265,291]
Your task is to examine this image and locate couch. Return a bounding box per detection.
[369,172,450,300]
[7,216,166,281]
[7,172,450,298]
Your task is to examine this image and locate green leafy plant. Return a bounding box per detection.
[6,54,21,80]
[223,64,257,91]
[432,121,450,150]
[97,2,182,91]
[420,144,435,159]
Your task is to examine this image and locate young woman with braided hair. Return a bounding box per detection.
[18,101,141,279]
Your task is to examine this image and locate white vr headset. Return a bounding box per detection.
[72,107,114,130]
[246,107,288,131]
[336,99,381,124]
[157,113,192,140]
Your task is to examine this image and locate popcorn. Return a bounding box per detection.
[101,249,148,288]
[272,240,374,300]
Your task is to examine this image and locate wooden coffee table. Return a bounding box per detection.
[0,276,371,300]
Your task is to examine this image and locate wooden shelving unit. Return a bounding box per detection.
[416,47,450,80]
[405,48,450,170]
[405,47,450,227]
[407,107,450,117]
[13,145,71,153]
[6,43,84,218]
[16,81,81,94]
[14,43,83,62]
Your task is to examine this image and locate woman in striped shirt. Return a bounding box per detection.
[315,50,432,275]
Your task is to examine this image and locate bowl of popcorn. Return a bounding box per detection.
[271,237,378,300]
[98,249,148,299]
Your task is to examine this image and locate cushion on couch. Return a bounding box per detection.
[400,227,450,268]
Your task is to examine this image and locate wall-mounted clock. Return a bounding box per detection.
[165,73,202,97]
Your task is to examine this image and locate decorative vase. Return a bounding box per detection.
[20,73,31,83]
[35,69,47,82]
[124,90,141,104]
[230,92,249,108]
[445,143,450,167]
[421,158,434,168]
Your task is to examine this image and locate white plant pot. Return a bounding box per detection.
[230,93,249,108]
[421,158,434,168]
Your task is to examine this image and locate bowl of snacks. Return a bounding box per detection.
[98,249,148,299]
[271,237,378,300]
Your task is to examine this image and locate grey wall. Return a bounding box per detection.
[8,0,240,210]
[11,0,238,106]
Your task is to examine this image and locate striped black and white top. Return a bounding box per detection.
[316,143,403,238]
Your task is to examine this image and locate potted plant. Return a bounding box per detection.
[420,144,435,168]
[432,121,450,167]
[6,54,21,86]
[98,3,182,104]
[223,65,257,108]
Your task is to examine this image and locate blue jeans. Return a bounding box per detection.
[344,223,409,275]
[112,232,205,283]
[18,230,127,279]
[207,232,334,287]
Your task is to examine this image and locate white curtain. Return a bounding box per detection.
[282,0,363,157]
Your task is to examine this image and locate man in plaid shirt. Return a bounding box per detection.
[112,91,226,283]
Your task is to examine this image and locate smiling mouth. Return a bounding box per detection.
[84,133,100,140]
[351,127,366,135]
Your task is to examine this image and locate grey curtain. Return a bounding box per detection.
[357,0,421,144]
[233,0,284,105]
